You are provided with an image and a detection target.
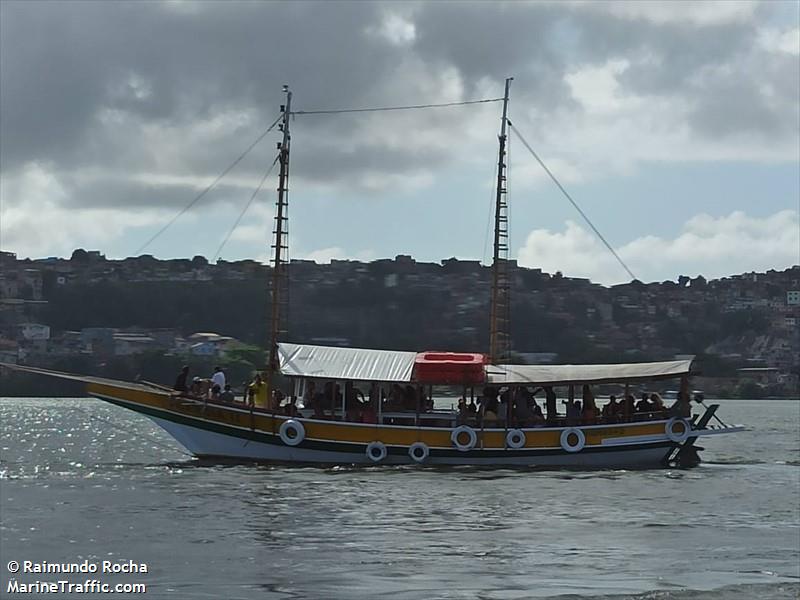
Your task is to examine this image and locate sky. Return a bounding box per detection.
[1,0,798,285]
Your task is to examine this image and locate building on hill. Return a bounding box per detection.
[181,332,239,358]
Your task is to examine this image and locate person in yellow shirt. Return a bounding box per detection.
[247,373,268,408]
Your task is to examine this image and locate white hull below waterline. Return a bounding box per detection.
[148,416,673,468]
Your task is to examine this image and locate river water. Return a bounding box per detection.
[1,398,798,599]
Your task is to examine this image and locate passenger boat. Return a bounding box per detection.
[3,80,744,468]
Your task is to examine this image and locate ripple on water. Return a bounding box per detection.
[1,398,799,599]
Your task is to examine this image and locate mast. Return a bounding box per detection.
[489,77,512,365]
[267,85,292,381]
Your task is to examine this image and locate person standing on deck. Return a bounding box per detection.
[211,366,225,393]
[247,373,268,407]
[173,365,189,393]
[581,385,599,423]
[669,377,692,418]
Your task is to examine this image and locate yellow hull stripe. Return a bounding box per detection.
[88,382,669,450]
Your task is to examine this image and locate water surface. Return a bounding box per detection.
[1,398,798,599]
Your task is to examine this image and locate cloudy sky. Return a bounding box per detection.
[1,0,798,284]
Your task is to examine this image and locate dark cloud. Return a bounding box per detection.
[1,0,796,213]
[0,1,391,171]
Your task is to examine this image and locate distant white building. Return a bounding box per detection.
[18,323,50,340]
[113,334,155,356]
[185,332,237,357]
[190,342,218,356]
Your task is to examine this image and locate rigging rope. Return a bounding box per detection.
[134,99,500,255]
[212,154,280,262]
[291,97,503,116]
[133,113,283,256]
[507,121,637,282]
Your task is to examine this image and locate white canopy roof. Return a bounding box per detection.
[277,343,692,385]
[277,343,417,382]
[486,360,693,386]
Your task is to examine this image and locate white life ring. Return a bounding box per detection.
[665,417,691,443]
[506,429,526,449]
[450,425,478,452]
[560,427,585,453]
[279,419,305,446]
[366,441,387,463]
[408,442,430,463]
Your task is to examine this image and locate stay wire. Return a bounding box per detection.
[291,97,503,116]
[212,154,280,262]
[507,121,637,282]
[133,113,283,256]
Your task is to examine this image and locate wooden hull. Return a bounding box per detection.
[148,414,671,467]
[89,381,681,468]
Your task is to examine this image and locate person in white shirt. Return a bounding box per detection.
[211,366,226,392]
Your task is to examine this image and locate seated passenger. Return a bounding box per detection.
[303,381,316,408]
[481,387,499,413]
[635,393,652,413]
[384,385,404,411]
[467,399,477,415]
[482,407,499,426]
[513,393,534,427]
[602,395,619,419]
[284,397,299,417]
[189,376,202,397]
[531,398,544,421]
[210,383,221,402]
[361,400,377,424]
[321,381,334,409]
[457,397,468,424]
[417,386,433,412]
[623,394,635,417]
[668,390,692,418]
[523,396,545,427]
[272,389,285,411]
[498,387,511,420]
[220,384,236,403]
[565,399,582,424]
[403,385,417,411]
[650,393,666,413]
[312,390,326,418]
